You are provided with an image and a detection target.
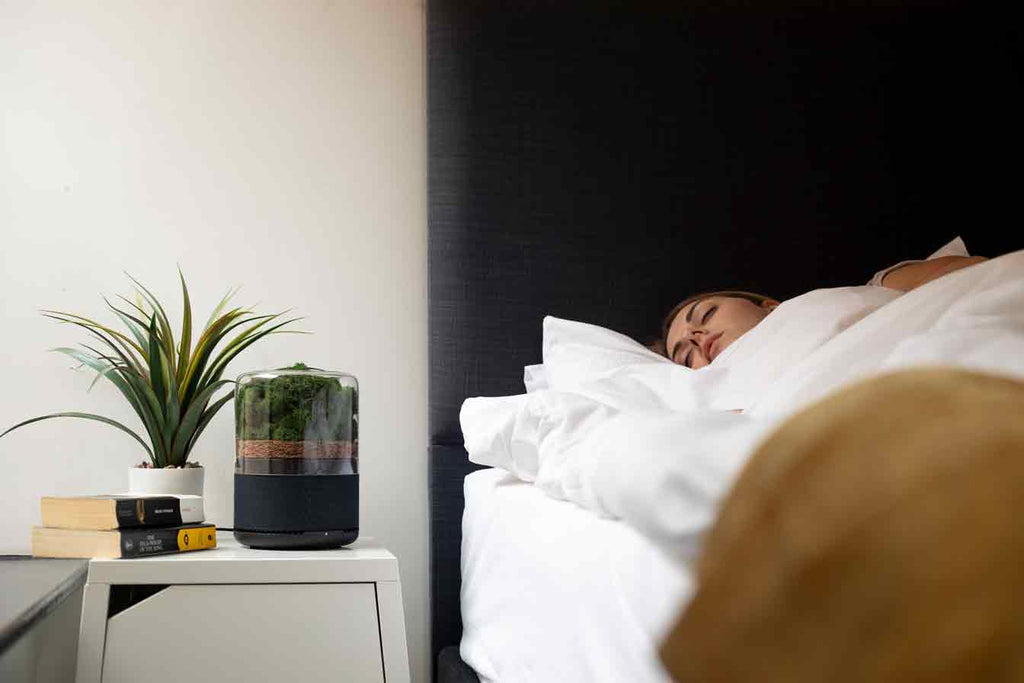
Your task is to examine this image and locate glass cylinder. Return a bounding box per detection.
[235,367,358,476]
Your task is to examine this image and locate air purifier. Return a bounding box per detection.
[233,365,358,549]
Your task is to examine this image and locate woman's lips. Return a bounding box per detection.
[705,332,724,362]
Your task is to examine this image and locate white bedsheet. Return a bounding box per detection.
[460,468,692,683]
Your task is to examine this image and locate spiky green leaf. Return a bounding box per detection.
[76,344,168,466]
[42,313,147,372]
[176,268,193,387]
[0,412,153,459]
[169,379,234,465]
[179,310,259,406]
[41,310,145,358]
[104,298,150,350]
[147,316,167,414]
[201,317,304,388]
[126,273,177,378]
[181,391,235,461]
[203,287,239,331]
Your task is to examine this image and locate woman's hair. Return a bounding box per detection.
[655,290,776,357]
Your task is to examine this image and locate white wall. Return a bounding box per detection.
[0,1,428,681]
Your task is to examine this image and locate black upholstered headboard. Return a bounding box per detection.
[427,0,1022,673]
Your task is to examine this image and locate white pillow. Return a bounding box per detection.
[541,316,724,412]
[541,316,668,379]
[460,389,618,482]
[523,364,548,393]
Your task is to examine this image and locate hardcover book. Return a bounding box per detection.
[32,523,217,559]
[40,494,204,530]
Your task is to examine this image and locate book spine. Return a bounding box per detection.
[114,497,184,528]
[119,525,217,557]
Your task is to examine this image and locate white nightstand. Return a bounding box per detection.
[75,535,409,683]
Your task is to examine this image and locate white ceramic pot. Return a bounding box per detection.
[128,466,205,496]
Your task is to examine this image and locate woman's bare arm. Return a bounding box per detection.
[880,255,988,292]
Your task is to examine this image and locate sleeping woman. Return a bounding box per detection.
[660,253,988,368]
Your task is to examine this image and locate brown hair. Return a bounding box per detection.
[657,290,776,357]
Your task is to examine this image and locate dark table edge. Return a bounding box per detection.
[0,556,89,659]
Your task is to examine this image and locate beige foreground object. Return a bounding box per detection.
[662,369,1024,683]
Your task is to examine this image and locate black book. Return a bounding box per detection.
[32,523,217,558]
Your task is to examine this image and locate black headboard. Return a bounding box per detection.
[427,0,1022,672]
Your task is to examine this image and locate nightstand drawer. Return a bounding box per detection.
[101,583,383,683]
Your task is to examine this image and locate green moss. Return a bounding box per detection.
[236,364,357,442]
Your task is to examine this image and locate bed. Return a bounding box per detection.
[459,468,690,682]
[427,2,1023,681]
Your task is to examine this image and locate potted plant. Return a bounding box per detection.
[0,270,302,495]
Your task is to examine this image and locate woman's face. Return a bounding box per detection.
[665,295,778,368]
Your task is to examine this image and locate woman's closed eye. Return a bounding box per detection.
[683,304,718,368]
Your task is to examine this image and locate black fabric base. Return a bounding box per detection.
[234,473,359,532]
[233,528,359,550]
[437,646,481,683]
[429,445,487,675]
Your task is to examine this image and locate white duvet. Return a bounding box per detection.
[460,248,1024,561]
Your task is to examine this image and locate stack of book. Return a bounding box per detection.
[32,494,217,559]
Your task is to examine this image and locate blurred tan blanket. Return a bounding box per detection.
[661,368,1024,682]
